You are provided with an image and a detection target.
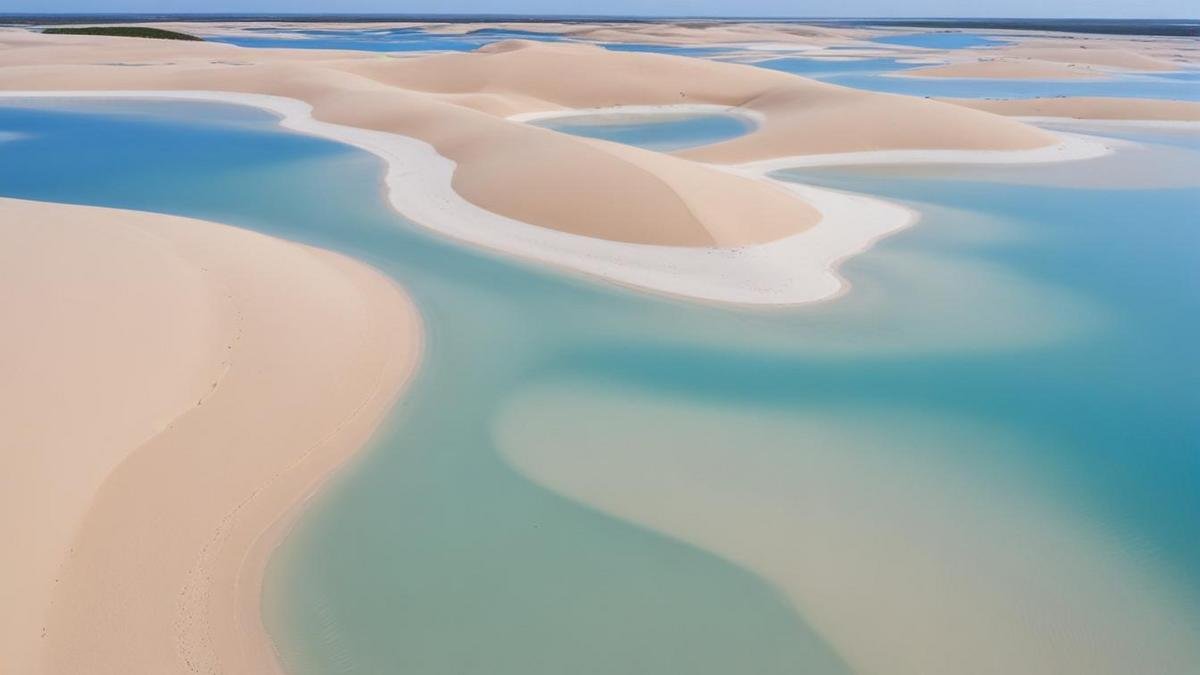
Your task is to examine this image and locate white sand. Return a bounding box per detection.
[1,91,1110,305]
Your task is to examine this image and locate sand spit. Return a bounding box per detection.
[944,96,1200,122]
[0,198,421,674]
[0,33,1103,303]
[901,40,1194,80]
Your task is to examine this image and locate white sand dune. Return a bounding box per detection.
[0,198,420,674]
[0,33,1109,305]
[900,59,1109,79]
[902,42,1189,80]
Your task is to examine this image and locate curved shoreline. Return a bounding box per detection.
[0,197,422,674]
[0,91,1134,675]
[1,91,1111,305]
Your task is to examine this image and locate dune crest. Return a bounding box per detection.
[0,33,1059,254]
[0,198,420,674]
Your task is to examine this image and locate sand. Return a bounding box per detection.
[1001,45,1182,71]
[0,33,1054,248]
[0,22,1188,675]
[0,198,421,674]
[944,96,1200,122]
[900,40,1191,80]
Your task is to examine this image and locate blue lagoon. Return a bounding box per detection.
[2,92,1197,673]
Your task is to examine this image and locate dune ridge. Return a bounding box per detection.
[0,32,1107,303]
[0,198,421,674]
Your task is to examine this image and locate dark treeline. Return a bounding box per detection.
[42,26,204,40]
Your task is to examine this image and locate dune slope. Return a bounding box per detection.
[0,33,1060,250]
[0,198,420,674]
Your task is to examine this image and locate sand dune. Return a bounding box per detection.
[0,33,1058,254]
[903,41,1188,80]
[0,198,420,674]
[943,96,1200,121]
[1004,45,1181,71]
[0,23,1186,675]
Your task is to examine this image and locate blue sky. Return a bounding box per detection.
[6,0,1197,18]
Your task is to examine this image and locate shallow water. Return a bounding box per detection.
[205,25,1200,102]
[0,100,1197,673]
[750,55,1200,100]
[870,31,1008,49]
[210,26,567,52]
[530,110,753,150]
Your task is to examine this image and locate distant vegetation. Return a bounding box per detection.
[42,26,204,41]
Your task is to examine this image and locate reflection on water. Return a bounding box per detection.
[0,100,1196,674]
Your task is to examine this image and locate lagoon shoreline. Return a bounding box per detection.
[2,21,1198,675]
[0,197,422,674]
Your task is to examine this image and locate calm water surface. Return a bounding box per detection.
[211,26,567,52]
[0,98,1196,672]
[869,31,1008,49]
[531,111,753,150]
[210,25,1200,101]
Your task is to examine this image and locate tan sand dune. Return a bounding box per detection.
[1003,45,1181,71]
[0,23,1185,675]
[343,40,1057,158]
[0,34,1059,251]
[0,198,420,674]
[943,96,1200,121]
[903,41,1187,80]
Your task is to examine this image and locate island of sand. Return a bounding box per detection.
[2,23,1198,675]
[0,198,420,674]
[5,29,1182,303]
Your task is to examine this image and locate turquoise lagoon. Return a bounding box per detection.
[529,110,753,150]
[869,31,1007,49]
[210,26,568,52]
[0,99,1197,672]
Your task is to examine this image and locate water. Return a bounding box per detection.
[206,24,1200,102]
[870,31,1007,49]
[210,26,566,52]
[600,42,733,58]
[751,56,1200,101]
[529,111,753,150]
[1,100,1197,672]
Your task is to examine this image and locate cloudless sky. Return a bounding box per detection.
[4,0,1196,19]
